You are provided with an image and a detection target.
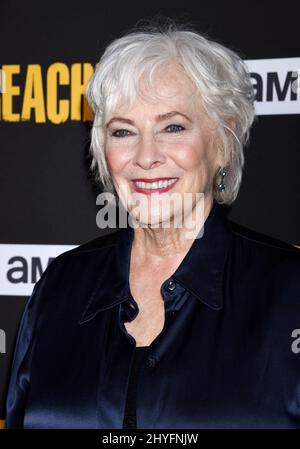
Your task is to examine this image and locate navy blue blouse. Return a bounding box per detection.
[5,200,300,428]
[122,346,148,429]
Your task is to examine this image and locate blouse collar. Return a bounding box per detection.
[79,200,232,324]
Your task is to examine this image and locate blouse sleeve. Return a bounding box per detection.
[5,268,50,429]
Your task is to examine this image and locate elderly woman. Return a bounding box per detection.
[5,23,300,429]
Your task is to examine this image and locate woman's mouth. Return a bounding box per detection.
[131,177,179,195]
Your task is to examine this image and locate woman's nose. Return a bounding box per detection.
[133,134,164,170]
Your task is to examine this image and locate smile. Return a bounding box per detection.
[131,177,179,194]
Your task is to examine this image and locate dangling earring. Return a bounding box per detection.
[217,166,227,192]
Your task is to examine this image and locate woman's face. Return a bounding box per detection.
[104,63,224,228]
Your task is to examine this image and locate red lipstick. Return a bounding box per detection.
[131,177,179,195]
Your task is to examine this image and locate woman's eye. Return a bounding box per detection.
[110,124,185,138]
[111,129,132,138]
[165,124,185,133]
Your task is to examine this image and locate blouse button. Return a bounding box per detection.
[167,280,176,291]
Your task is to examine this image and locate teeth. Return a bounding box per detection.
[134,179,177,189]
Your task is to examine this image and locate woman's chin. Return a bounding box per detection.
[129,211,175,229]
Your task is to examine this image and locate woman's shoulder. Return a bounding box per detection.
[22,229,129,323]
[228,218,300,283]
[229,218,300,255]
[58,228,125,258]
[35,228,127,290]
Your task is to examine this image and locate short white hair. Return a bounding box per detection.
[86,21,256,205]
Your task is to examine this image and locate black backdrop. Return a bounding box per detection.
[0,0,299,421]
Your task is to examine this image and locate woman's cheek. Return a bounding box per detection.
[175,144,206,168]
[105,146,129,173]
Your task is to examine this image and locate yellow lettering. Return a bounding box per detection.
[1,63,94,123]
[1,65,20,121]
[71,63,93,121]
[47,63,69,124]
[21,65,46,123]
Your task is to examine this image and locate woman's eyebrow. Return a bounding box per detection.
[106,111,192,127]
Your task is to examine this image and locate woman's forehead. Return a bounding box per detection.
[111,85,201,119]
[138,63,197,97]
[108,97,201,126]
[106,64,203,120]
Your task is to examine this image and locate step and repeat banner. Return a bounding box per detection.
[0,1,299,422]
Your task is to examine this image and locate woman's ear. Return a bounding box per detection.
[215,141,226,169]
[221,119,236,165]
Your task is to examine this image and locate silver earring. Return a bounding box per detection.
[217,166,227,192]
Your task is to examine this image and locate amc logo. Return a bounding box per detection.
[6,256,55,284]
[0,244,76,296]
[245,57,300,115]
